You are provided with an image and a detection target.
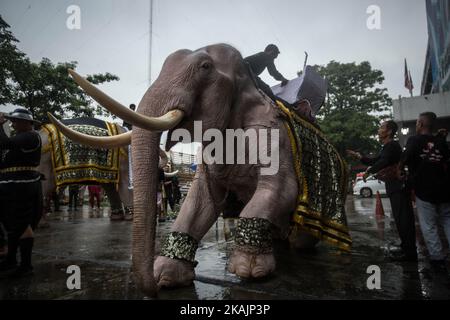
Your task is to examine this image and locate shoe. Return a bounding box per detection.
[110,212,124,221]
[158,217,166,223]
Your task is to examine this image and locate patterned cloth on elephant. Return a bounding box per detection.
[41,118,124,188]
[277,102,352,251]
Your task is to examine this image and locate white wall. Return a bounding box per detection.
[393,91,450,122]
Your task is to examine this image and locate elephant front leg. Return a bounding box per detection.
[154,235,199,288]
[228,217,276,278]
[228,181,297,279]
[154,166,223,288]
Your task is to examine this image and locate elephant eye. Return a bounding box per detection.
[200,62,211,70]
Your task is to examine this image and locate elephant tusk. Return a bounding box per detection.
[68,69,185,132]
[164,170,179,178]
[47,113,132,148]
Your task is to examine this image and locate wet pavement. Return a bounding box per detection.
[1,196,449,300]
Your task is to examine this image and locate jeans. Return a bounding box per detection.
[415,196,450,261]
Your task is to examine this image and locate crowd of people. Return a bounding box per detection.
[348,112,450,270]
[65,184,103,212]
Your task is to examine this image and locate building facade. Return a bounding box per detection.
[422,0,450,94]
[394,0,450,146]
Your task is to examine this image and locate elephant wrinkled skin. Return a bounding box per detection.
[53,44,346,296]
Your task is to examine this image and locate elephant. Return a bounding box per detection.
[48,43,351,297]
[38,118,177,221]
[38,118,135,220]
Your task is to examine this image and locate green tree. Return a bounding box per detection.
[0,15,118,123]
[9,57,118,123]
[312,61,392,158]
[0,15,25,104]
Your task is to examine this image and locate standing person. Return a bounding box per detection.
[164,178,173,213]
[68,184,80,210]
[0,109,43,276]
[244,44,289,104]
[45,191,60,212]
[77,185,86,208]
[399,112,450,270]
[123,104,135,193]
[172,175,181,208]
[157,167,167,222]
[88,185,102,211]
[347,120,417,261]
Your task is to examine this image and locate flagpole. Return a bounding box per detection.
[149,0,153,86]
[303,51,308,73]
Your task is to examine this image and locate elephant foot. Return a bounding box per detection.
[228,248,275,279]
[154,256,195,288]
[228,217,275,279]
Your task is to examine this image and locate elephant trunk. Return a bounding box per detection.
[131,126,160,297]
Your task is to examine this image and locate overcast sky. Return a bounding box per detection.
[0,0,428,153]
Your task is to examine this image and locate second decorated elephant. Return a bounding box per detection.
[38,118,134,220]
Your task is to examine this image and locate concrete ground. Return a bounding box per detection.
[1,195,449,300]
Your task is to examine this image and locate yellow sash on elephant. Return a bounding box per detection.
[42,122,122,187]
[277,102,352,251]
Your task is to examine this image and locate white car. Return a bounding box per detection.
[353,176,386,198]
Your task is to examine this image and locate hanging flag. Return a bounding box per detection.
[404,59,414,96]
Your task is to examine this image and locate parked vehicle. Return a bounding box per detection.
[353,174,386,198]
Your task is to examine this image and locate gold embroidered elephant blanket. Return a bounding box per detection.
[41,119,121,187]
[278,102,352,251]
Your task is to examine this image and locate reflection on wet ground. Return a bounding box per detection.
[1,196,449,300]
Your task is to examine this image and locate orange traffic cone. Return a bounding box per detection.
[375,213,385,240]
[375,191,385,217]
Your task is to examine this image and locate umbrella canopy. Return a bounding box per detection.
[272,65,328,114]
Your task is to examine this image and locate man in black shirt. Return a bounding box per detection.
[244,44,289,104]
[348,120,417,261]
[0,109,42,277]
[399,112,450,268]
